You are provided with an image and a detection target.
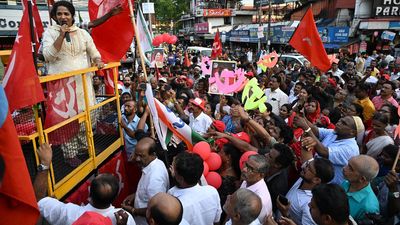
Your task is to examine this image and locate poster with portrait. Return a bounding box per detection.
[208,60,237,96]
[150,48,164,68]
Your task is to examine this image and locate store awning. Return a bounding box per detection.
[359,19,400,30]
[209,25,233,34]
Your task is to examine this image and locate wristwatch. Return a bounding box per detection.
[390,192,400,199]
[37,163,50,172]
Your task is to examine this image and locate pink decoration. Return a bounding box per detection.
[205,171,222,189]
[206,152,222,171]
[239,151,258,170]
[193,141,211,160]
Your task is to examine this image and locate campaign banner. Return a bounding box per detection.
[150,48,164,68]
[317,27,349,43]
[195,22,209,34]
[208,60,237,96]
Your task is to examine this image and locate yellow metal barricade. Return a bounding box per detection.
[13,62,123,199]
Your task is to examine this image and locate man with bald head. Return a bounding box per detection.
[295,115,361,184]
[146,193,187,225]
[223,189,262,225]
[342,155,379,221]
[122,137,169,225]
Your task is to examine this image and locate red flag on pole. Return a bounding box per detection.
[184,51,191,67]
[211,29,222,59]
[289,7,331,72]
[2,2,44,113]
[0,87,40,225]
[30,0,44,40]
[88,0,134,62]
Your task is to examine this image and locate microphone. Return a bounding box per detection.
[61,21,70,42]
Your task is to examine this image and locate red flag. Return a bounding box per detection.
[29,0,44,40]
[0,87,40,225]
[211,29,222,59]
[184,51,191,67]
[2,3,44,113]
[88,0,134,62]
[44,77,80,145]
[289,7,331,72]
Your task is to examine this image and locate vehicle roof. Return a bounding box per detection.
[187,46,212,51]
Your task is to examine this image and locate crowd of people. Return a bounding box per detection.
[7,0,400,225]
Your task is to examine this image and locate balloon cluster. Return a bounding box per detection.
[192,141,222,189]
[152,33,178,47]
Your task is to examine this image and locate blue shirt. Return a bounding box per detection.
[122,114,148,157]
[318,128,359,184]
[342,181,380,221]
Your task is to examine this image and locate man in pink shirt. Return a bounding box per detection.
[240,154,273,223]
[372,81,399,110]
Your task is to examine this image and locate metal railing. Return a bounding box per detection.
[13,62,123,199]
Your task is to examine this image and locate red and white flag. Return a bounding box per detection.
[289,7,331,72]
[0,87,40,225]
[44,77,80,145]
[88,0,134,62]
[211,29,222,59]
[2,0,44,113]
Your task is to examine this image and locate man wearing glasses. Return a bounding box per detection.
[240,154,272,223]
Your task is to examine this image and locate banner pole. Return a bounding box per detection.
[127,0,155,138]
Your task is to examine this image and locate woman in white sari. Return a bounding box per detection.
[363,112,394,159]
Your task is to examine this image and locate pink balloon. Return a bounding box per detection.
[203,161,209,176]
[206,152,222,171]
[239,151,258,170]
[193,141,211,160]
[205,171,222,189]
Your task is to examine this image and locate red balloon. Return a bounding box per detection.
[170,35,178,44]
[161,33,170,43]
[206,152,222,171]
[152,35,162,47]
[205,171,222,189]
[193,141,211,160]
[203,161,209,176]
[239,151,258,170]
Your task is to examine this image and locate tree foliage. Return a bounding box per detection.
[154,0,189,23]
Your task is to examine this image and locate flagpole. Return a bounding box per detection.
[287,5,312,44]
[27,0,38,70]
[127,0,155,138]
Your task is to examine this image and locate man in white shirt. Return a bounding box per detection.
[224,188,262,225]
[265,75,289,115]
[34,144,135,225]
[122,137,169,225]
[188,98,212,136]
[247,49,253,63]
[328,62,345,84]
[276,158,334,225]
[240,154,273,222]
[168,152,222,225]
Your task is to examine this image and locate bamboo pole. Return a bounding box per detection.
[127,0,155,138]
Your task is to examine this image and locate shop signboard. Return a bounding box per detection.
[203,9,232,17]
[195,22,209,34]
[381,30,396,41]
[269,26,295,44]
[231,30,250,37]
[317,27,349,43]
[373,0,400,17]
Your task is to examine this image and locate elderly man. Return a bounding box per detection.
[146,193,187,225]
[35,145,135,225]
[188,98,212,136]
[294,115,361,184]
[241,154,273,222]
[168,152,222,225]
[122,137,169,225]
[342,155,379,221]
[277,158,334,225]
[224,189,262,225]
